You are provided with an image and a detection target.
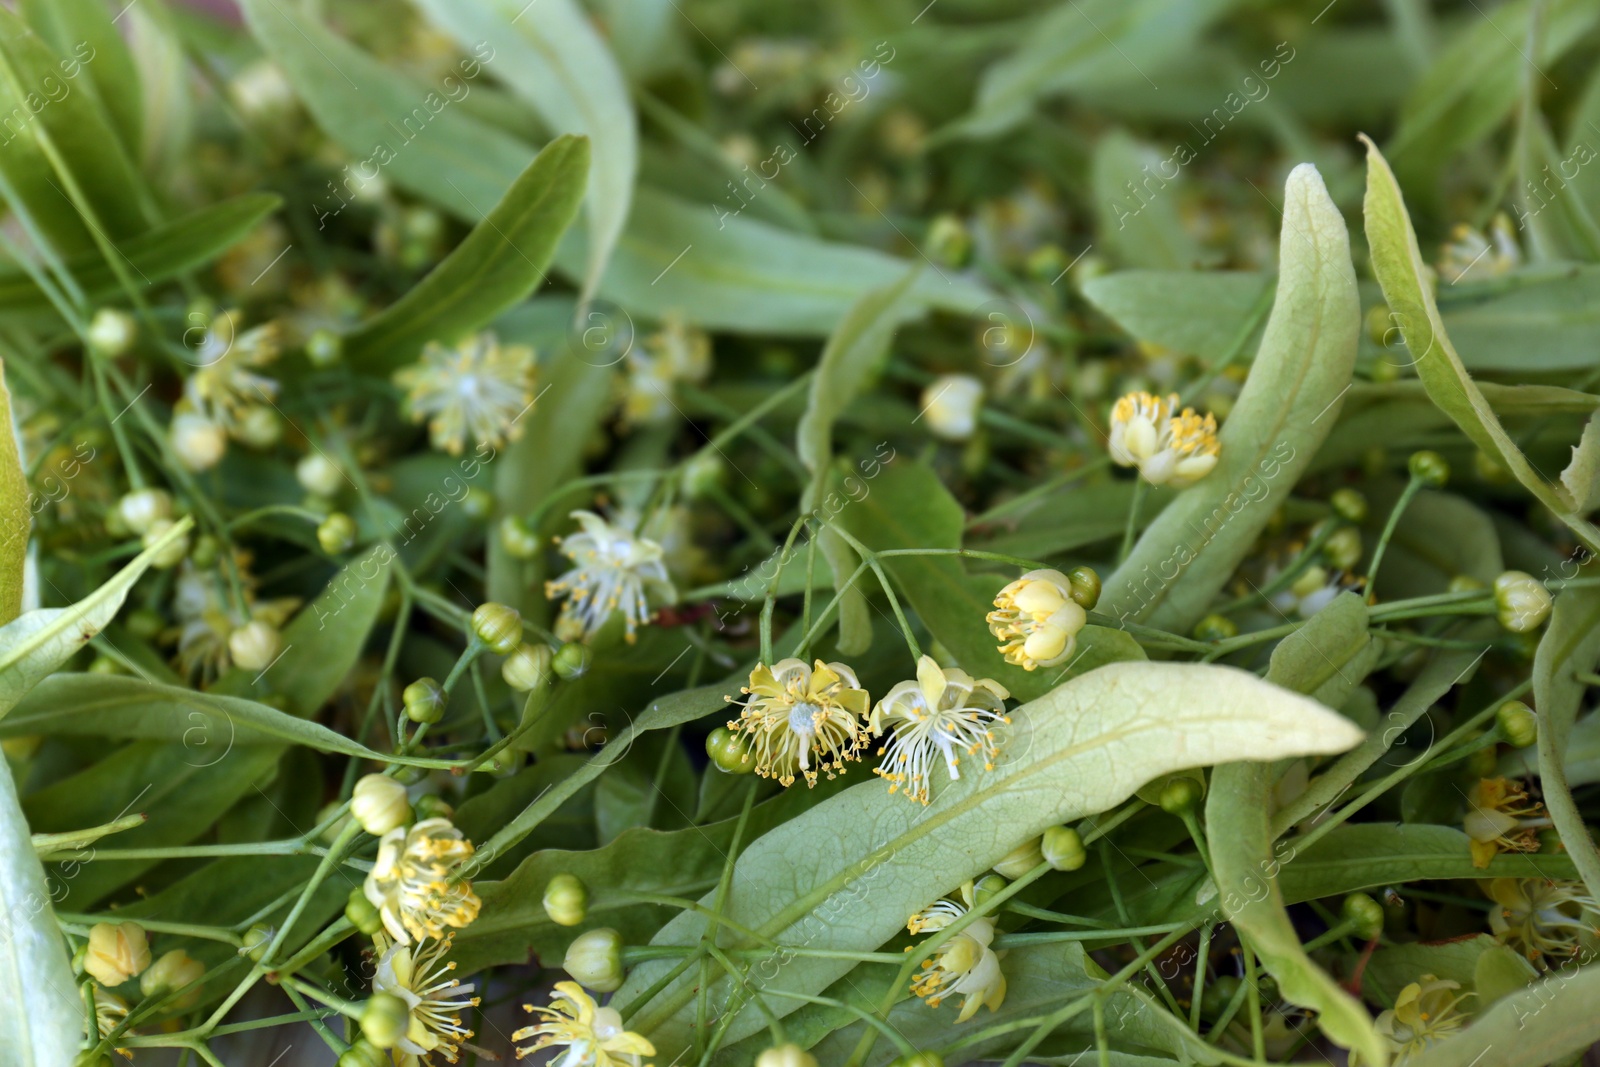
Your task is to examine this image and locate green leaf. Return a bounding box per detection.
[1560,411,1600,515]
[969,481,1175,560]
[1100,163,1359,631]
[1533,565,1600,902]
[1363,935,1530,1006]
[1081,270,1271,360]
[1091,130,1201,269]
[1360,135,1600,555]
[0,756,81,1063]
[1276,823,1578,897]
[799,272,920,655]
[1369,484,1504,602]
[342,135,590,373]
[412,0,637,308]
[0,359,25,625]
[1405,963,1600,1067]
[123,0,193,176]
[18,0,143,157]
[618,661,1364,1054]
[1265,590,1372,708]
[0,516,190,721]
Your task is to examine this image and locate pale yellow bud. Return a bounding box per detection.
[140,949,206,1007]
[756,1044,819,1067]
[993,837,1044,879]
[296,453,344,497]
[350,774,411,836]
[228,620,282,672]
[171,413,226,471]
[564,927,625,992]
[83,922,150,987]
[116,489,172,535]
[920,374,984,442]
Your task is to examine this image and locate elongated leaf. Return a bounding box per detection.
[1560,411,1600,514]
[1082,270,1271,361]
[1100,163,1359,630]
[19,0,143,157]
[969,481,1176,560]
[0,359,24,624]
[1361,136,1600,553]
[0,517,190,720]
[124,0,192,176]
[343,136,590,373]
[1533,567,1600,902]
[413,0,636,307]
[1092,130,1201,269]
[1406,963,1600,1067]
[0,757,81,1063]
[617,661,1364,1054]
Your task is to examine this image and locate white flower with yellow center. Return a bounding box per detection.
[986,569,1087,671]
[364,818,482,945]
[1464,777,1551,869]
[908,883,1007,1023]
[1107,390,1220,488]
[1351,975,1471,1067]
[545,510,675,644]
[622,313,712,427]
[1486,878,1600,968]
[394,332,535,456]
[372,934,479,1066]
[726,659,871,786]
[871,656,1010,804]
[185,311,283,433]
[170,560,300,682]
[513,981,656,1065]
[1439,214,1520,284]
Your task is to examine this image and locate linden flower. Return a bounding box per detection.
[621,313,712,427]
[373,934,479,1065]
[1352,975,1471,1067]
[1486,878,1600,968]
[545,510,675,644]
[871,655,1010,804]
[1439,214,1520,284]
[394,332,535,456]
[986,569,1087,671]
[1107,390,1220,488]
[170,560,299,682]
[726,659,871,786]
[513,980,656,1065]
[93,989,134,1059]
[364,818,483,945]
[908,882,1007,1023]
[185,310,283,432]
[1464,777,1551,869]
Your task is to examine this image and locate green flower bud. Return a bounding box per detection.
[1026,244,1069,283]
[478,747,521,776]
[1041,825,1087,871]
[1067,565,1101,610]
[228,620,282,672]
[462,487,495,520]
[1496,699,1538,749]
[756,1043,818,1067]
[553,641,592,680]
[1364,304,1394,348]
[1330,488,1368,523]
[1448,574,1487,595]
[403,677,445,724]
[346,886,383,936]
[1159,776,1203,815]
[88,655,121,675]
[706,726,755,774]
[502,642,553,693]
[142,518,190,569]
[472,603,523,655]
[240,923,273,962]
[1494,571,1552,633]
[296,453,344,497]
[360,992,410,1049]
[234,405,283,449]
[971,873,1009,909]
[1466,734,1499,778]
[1322,526,1363,572]
[682,452,725,499]
[926,214,971,268]
[891,1054,945,1067]
[992,837,1044,879]
[1193,614,1238,641]
[318,512,357,554]
[1202,974,1241,1019]
[1407,449,1449,488]
[564,927,625,992]
[88,308,137,356]
[140,949,205,1006]
[305,328,343,368]
[189,533,220,568]
[337,1039,389,1067]
[499,516,540,559]
[1341,892,1384,941]
[544,874,588,927]
[350,773,410,835]
[413,794,455,822]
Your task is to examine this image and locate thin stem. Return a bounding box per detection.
[1365,475,1425,596]
[1119,478,1147,565]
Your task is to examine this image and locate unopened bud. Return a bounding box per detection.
[1159,776,1203,815]
[1067,566,1101,610]
[502,642,552,693]
[756,1044,818,1067]
[553,641,592,680]
[84,922,150,986]
[1494,571,1552,633]
[499,516,540,559]
[360,992,410,1049]
[142,518,190,569]
[1407,450,1449,488]
[992,837,1044,879]
[544,873,588,927]
[350,774,410,835]
[1496,699,1538,749]
[1342,892,1384,941]
[318,512,357,554]
[564,927,625,992]
[1330,488,1368,523]
[117,489,172,535]
[88,309,137,355]
[140,949,205,1006]
[706,726,755,774]
[403,677,445,724]
[472,603,522,655]
[1041,826,1087,871]
[296,453,344,497]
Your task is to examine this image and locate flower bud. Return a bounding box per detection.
[306,328,343,368]
[499,516,540,559]
[1407,449,1449,488]
[1449,574,1487,595]
[403,677,445,724]
[1496,699,1538,749]
[340,888,380,939]
[1026,244,1068,283]
[756,1044,818,1067]
[891,1054,945,1067]
[1494,571,1552,633]
[240,923,273,961]
[553,641,592,680]
[472,602,523,655]
[682,452,725,499]
[479,746,522,776]
[1159,776,1203,815]
[84,922,150,986]
[233,405,283,448]
[360,992,411,1049]
[140,949,205,1006]
[926,214,971,268]
[141,518,190,569]
[544,873,588,927]
[564,927,625,992]
[117,489,172,535]
[1041,825,1087,871]
[228,620,282,672]
[971,873,1008,908]
[171,412,226,471]
[190,533,221,568]
[1067,565,1101,610]
[414,794,454,822]
[337,1040,389,1067]
[1330,488,1368,523]
[502,642,552,693]
[88,308,137,355]
[706,726,755,774]
[1341,892,1384,941]
[992,837,1044,879]
[296,453,344,497]
[1323,526,1363,571]
[350,774,410,835]
[1193,614,1237,641]
[463,487,495,520]
[318,512,357,554]
[920,374,984,442]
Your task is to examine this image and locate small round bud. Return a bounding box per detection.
[992,837,1044,879]
[462,487,494,520]
[502,642,553,693]
[1042,825,1087,871]
[1448,574,1487,595]
[360,992,410,1050]
[472,603,523,655]
[1159,776,1203,815]
[1026,244,1068,283]
[350,773,410,835]
[920,374,984,442]
[171,412,227,471]
[926,214,971,268]
[190,533,221,568]
[1330,488,1368,523]
[682,452,725,499]
[1407,450,1449,488]
[403,677,445,724]
[553,641,592,680]
[345,885,383,935]
[564,927,625,992]
[1494,571,1552,633]
[140,949,205,1006]
[499,516,540,559]
[88,655,120,675]
[1497,699,1538,749]
[1364,304,1394,347]
[88,308,137,355]
[1193,614,1238,641]
[337,1040,389,1067]
[233,405,283,449]
[1323,526,1363,571]
[84,921,150,986]
[890,1054,945,1067]
[544,874,588,927]
[296,453,344,497]
[318,512,358,554]
[413,794,454,822]
[116,489,172,535]
[1067,566,1101,610]
[756,1045,818,1067]
[1202,974,1242,1019]
[479,746,521,776]
[228,620,282,672]
[966,874,1007,911]
[1342,892,1384,941]
[706,726,755,774]
[141,518,190,569]
[305,328,343,368]
[240,923,273,961]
